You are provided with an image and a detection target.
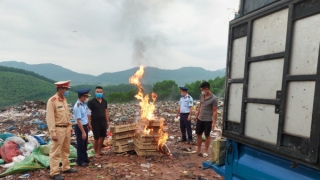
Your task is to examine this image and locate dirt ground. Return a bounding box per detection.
[0,132,223,180]
[0,101,224,180]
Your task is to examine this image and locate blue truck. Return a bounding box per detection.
[203,0,320,179]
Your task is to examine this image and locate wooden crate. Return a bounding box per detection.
[112,138,133,146]
[113,144,134,153]
[134,145,160,156]
[134,137,158,150]
[112,130,135,140]
[138,118,164,127]
[135,133,159,143]
[149,127,162,135]
[110,123,137,134]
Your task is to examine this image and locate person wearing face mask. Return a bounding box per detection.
[46,80,78,180]
[194,81,218,158]
[87,86,109,157]
[73,89,91,167]
[176,86,194,144]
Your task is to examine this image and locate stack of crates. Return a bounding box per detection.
[110,123,136,153]
[134,118,165,156]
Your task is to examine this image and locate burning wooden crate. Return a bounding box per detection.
[110,123,136,153]
[134,118,169,156]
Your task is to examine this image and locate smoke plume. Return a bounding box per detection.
[107,0,170,66]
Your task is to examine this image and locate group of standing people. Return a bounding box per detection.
[46,81,109,180]
[177,81,218,158]
[45,80,217,180]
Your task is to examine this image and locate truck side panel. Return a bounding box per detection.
[223,0,320,169]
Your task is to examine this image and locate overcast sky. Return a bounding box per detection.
[0,0,239,76]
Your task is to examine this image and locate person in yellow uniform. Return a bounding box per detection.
[46,80,77,180]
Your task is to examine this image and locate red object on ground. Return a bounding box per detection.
[1,141,22,163]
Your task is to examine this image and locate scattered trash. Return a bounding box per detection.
[3,155,25,168]
[0,99,224,179]
[88,131,93,137]
[1,141,22,163]
[18,173,30,179]
[140,163,152,168]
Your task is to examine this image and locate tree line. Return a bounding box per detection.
[0,65,225,107]
[105,76,225,103]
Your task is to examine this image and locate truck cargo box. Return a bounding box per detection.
[223,0,320,170]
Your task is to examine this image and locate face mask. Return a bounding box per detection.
[63,91,69,97]
[180,94,184,97]
[96,93,103,98]
[201,91,206,95]
[85,98,89,103]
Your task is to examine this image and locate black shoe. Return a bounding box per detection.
[78,162,88,167]
[85,159,91,163]
[63,168,78,173]
[178,139,187,142]
[52,174,64,180]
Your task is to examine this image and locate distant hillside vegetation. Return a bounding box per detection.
[0,66,78,107]
[0,61,225,85]
[0,61,94,85]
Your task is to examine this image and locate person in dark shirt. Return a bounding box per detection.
[87,86,109,158]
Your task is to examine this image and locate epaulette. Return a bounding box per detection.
[187,96,190,98]
[51,97,56,102]
[77,103,80,107]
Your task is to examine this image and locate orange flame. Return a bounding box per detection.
[158,132,168,147]
[129,65,157,120]
[143,125,151,135]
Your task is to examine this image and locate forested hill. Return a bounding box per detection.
[0,66,78,107]
[0,65,225,107]
[0,61,225,85]
[0,65,55,83]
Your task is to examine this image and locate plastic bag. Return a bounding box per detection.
[3,155,25,168]
[0,155,44,177]
[4,137,25,148]
[32,145,50,167]
[0,133,13,141]
[33,136,46,145]
[20,135,39,156]
[0,141,22,163]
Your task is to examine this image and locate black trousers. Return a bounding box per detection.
[75,124,89,165]
[180,113,192,141]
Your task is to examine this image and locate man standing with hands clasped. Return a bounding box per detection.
[194,81,218,158]
[176,86,194,144]
[87,86,109,157]
[73,89,91,167]
[46,80,77,180]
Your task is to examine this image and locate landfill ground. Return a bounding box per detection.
[0,100,224,180]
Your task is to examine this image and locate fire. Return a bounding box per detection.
[129,65,157,120]
[130,65,170,155]
[143,125,151,135]
[158,132,168,147]
[158,132,170,155]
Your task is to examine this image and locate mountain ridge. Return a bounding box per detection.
[0,61,225,85]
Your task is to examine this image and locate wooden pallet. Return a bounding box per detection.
[134,137,158,150]
[112,130,135,140]
[113,144,134,153]
[135,133,160,143]
[110,123,137,134]
[138,118,164,127]
[134,145,160,156]
[112,137,134,146]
